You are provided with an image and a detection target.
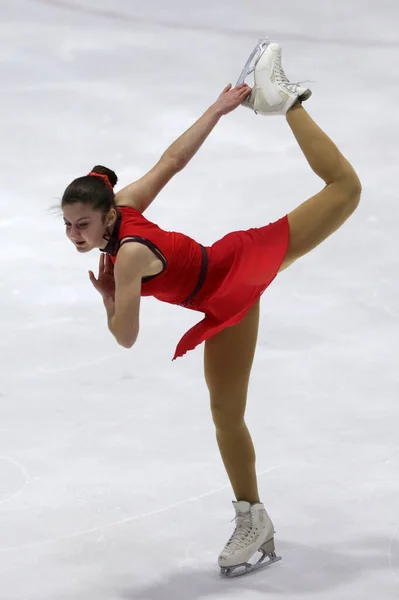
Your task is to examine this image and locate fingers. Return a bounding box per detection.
[92,255,113,284]
[222,83,249,94]
[105,254,114,275]
[235,85,252,105]
[88,270,98,288]
[98,253,105,278]
[224,83,251,99]
[236,83,252,94]
[230,83,251,91]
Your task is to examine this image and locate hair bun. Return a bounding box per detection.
[91,165,118,188]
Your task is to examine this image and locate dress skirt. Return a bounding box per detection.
[173,215,290,359]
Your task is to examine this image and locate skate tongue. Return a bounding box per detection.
[233,500,251,514]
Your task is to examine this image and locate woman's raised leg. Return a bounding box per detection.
[280,104,361,270]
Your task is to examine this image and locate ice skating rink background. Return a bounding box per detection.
[1,0,398,598]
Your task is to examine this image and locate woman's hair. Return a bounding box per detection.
[61,165,118,216]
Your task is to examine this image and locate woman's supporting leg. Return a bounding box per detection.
[280,103,362,271]
[204,301,260,504]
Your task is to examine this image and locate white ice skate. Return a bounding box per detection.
[219,501,281,578]
[237,39,312,115]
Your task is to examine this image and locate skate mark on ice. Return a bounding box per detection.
[0,461,292,553]
[0,456,30,506]
[12,316,84,332]
[0,477,240,553]
[36,352,122,374]
[33,0,399,48]
[383,450,399,465]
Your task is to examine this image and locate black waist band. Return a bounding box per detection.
[180,245,208,307]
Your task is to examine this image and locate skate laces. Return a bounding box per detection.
[274,55,311,92]
[225,511,256,550]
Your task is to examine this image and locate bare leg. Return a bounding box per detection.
[204,301,260,504]
[280,104,361,270]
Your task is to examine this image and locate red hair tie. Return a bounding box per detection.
[86,171,113,190]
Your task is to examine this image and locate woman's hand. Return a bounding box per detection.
[213,83,252,115]
[89,254,115,301]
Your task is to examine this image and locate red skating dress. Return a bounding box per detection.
[103,206,290,360]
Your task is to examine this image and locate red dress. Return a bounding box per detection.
[104,206,290,360]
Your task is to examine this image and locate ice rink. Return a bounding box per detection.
[1,1,399,598]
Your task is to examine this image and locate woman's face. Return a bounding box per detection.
[63,203,115,253]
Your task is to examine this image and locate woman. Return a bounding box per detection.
[61,42,361,577]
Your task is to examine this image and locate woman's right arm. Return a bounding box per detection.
[89,248,147,349]
[115,83,251,213]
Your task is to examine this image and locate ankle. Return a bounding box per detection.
[286,100,304,115]
[236,497,261,505]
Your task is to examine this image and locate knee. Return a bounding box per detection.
[331,167,361,220]
[347,169,362,203]
[341,167,362,207]
[210,397,246,431]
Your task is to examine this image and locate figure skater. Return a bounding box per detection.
[61,41,361,576]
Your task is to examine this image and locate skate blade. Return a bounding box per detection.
[235,38,270,86]
[220,550,282,579]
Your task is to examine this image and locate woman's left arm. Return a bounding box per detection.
[115,83,251,214]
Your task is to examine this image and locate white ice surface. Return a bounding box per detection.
[1,1,399,598]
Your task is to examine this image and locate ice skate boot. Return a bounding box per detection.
[237,39,312,115]
[219,500,281,578]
